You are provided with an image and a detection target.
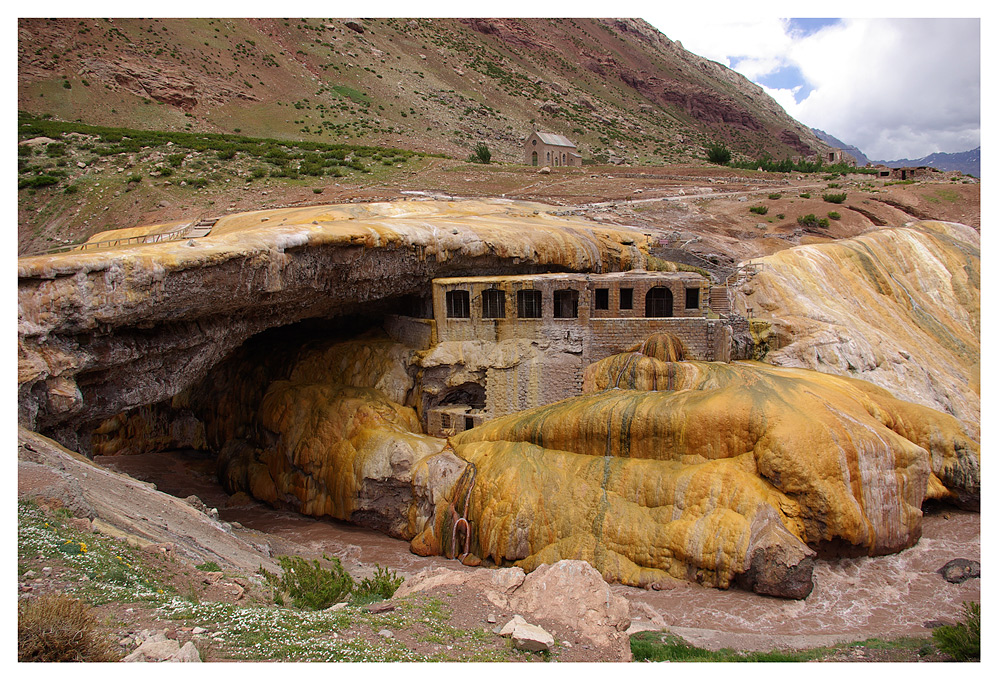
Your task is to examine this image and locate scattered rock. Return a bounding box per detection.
[364,601,396,614]
[538,166,551,174]
[343,20,365,34]
[498,615,554,652]
[938,558,980,584]
[378,629,394,639]
[122,633,201,662]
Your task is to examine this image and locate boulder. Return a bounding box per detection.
[509,560,630,644]
[122,633,201,662]
[498,615,554,652]
[938,559,980,584]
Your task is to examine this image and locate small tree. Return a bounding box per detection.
[470,142,492,164]
[706,143,731,165]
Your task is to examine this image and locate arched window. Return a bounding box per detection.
[645,287,673,317]
[531,151,538,166]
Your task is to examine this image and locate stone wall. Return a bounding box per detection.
[384,314,435,350]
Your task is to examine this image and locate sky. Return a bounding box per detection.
[640,14,982,162]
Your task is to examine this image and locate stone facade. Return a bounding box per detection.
[524,131,582,167]
[390,271,739,436]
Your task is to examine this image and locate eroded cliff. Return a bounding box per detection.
[735,221,980,438]
[18,199,651,449]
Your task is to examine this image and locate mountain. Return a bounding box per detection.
[877,148,980,178]
[18,17,834,165]
[812,128,980,177]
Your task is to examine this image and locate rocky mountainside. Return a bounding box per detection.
[18,17,831,165]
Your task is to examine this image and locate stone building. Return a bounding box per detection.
[524,131,582,167]
[385,271,738,436]
[823,148,857,166]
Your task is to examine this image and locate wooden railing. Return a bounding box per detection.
[21,215,218,257]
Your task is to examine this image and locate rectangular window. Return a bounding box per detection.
[685,287,701,310]
[482,288,506,319]
[517,289,542,318]
[594,288,609,310]
[445,290,470,318]
[553,289,579,318]
[465,416,475,430]
[619,288,633,310]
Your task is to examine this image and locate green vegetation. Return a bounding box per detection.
[353,565,405,605]
[932,602,980,661]
[18,593,122,662]
[748,205,768,215]
[799,192,811,198]
[469,142,492,165]
[822,192,847,204]
[705,143,731,165]
[827,211,841,220]
[262,555,354,610]
[730,156,878,174]
[797,213,829,229]
[16,111,423,193]
[196,561,222,572]
[631,632,823,662]
[768,193,782,200]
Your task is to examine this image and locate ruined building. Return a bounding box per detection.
[386,270,737,436]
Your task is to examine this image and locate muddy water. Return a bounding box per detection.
[96,449,980,649]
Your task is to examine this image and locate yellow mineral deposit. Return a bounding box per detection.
[736,221,980,438]
[431,338,978,597]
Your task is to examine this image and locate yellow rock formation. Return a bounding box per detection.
[735,221,980,438]
[426,342,978,596]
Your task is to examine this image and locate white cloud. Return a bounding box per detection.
[643,16,981,161]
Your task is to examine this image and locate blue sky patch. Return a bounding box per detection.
[788,18,841,36]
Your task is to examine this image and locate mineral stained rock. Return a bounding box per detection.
[735,221,980,438]
[17,198,652,446]
[412,341,979,597]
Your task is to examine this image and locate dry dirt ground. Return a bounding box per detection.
[19,155,980,261]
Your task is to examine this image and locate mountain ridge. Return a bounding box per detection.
[812,128,980,177]
[18,17,835,165]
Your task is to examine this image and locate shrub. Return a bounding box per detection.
[797,213,829,229]
[822,192,847,204]
[167,153,186,168]
[799,192,811,198]
[266,555,353,610]
[767,193,782,200]
[18,175,60,189]
[932,602,980,661]
[705,143,731,165]
[46,143,67,157]
[126,173,142,184]
[196,561,221,572]
[352,565,404,604]
[470,142,492,164]
[18,594,121,662]
[749,205,768,215]
[827,211,841,220]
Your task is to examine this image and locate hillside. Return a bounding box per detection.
[18,17,830,165]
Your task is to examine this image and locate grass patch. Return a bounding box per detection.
[932,602,980,660]
[630,632,823,662]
